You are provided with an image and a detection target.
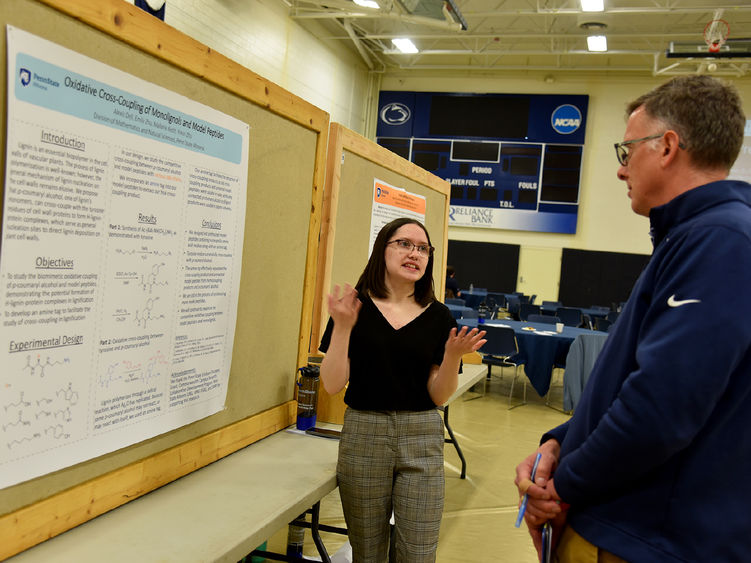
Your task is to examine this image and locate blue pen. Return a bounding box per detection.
[515,452,542,528]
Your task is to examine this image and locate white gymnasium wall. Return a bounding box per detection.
[381,73,751,301]
[130,0,372,131]
[729,119,751,183]
[124,2,751,301]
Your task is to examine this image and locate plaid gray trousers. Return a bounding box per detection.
[337,408,445,563]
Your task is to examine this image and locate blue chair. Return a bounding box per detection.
[594,317,613,332]
[445,298,466,306]
[528,314,559,325]
[486,292,507,309]
[461,309,479,319]
[518,303,541,321]
[556,307,586,328]
[506,295,521,320]
[480,325,527,409]
[606,310,620,323]
[589,305,610,314]
[541,300,562,315]
[463,293,485,309]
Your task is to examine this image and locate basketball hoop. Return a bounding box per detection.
[704,19,730,54]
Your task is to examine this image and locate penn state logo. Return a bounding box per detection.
[551,104,582,134]
[19,68,31,86]
[380,102,411,126]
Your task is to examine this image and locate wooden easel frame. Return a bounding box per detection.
[311,123,451,424]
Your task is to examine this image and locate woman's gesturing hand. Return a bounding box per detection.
[327,284,362,330]
[445,325,486,357]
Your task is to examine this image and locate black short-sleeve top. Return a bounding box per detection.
[319,294,458,411]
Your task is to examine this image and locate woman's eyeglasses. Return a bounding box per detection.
[387,239,434,257]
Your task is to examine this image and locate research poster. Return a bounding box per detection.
[0,28,249,488]
[368,179,427,256]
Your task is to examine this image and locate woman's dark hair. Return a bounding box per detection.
[355,217,436,307]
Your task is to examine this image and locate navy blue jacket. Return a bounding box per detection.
[544,180,751,562]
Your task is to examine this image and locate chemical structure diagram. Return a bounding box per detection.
[110,246,171,328]
[98,350,168,389]
[44,424,70,440]
[3,391,30,412]
[35,406,73,423]
[22,354,71,378]
[134,297,166,328]
[115,246,172,261]
[139,262,168,293]
[2,382,79,450]
[2,410,31,431]
[111,296,167,328]
[113,261,169,294]
[55,382,79,405]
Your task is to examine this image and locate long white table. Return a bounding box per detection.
[10,366,488,562]
[441,363,488,479]
[9,429,340,563]
[445,362,488,405]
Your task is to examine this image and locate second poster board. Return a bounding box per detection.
[312,124,451,424]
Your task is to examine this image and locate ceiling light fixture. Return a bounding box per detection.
[580,0,604,12]
[587,35,608,52]
[579,21,607,32]
[392,38,419,54]
[353,0,380,9]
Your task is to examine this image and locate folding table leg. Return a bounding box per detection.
[443,405,467,479]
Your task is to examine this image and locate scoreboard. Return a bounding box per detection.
[376,91,589,234]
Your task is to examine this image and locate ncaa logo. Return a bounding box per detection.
[19,68,31,86]
[551,104,582,134]
[380,102,411,126]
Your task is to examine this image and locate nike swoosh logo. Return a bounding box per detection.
[667,295,701,308]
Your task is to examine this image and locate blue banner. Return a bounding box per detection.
[376,91,589,234]
[15,53,243,164]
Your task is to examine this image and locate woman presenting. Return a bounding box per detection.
[319,218,486,562]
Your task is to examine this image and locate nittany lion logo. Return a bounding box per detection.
[380,102,411,126]
[551,104,582,134]
[19,68,31,86]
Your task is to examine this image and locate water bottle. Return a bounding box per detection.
[469,283,474,293]
[286,520,305,556]
[477,302,488,324]
[296,365,320,430]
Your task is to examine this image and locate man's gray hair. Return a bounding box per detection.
[626,75,745,171]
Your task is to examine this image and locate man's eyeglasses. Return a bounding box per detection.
[613,133,664,166]
[387,239,434,257]
[614,133,686,166]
